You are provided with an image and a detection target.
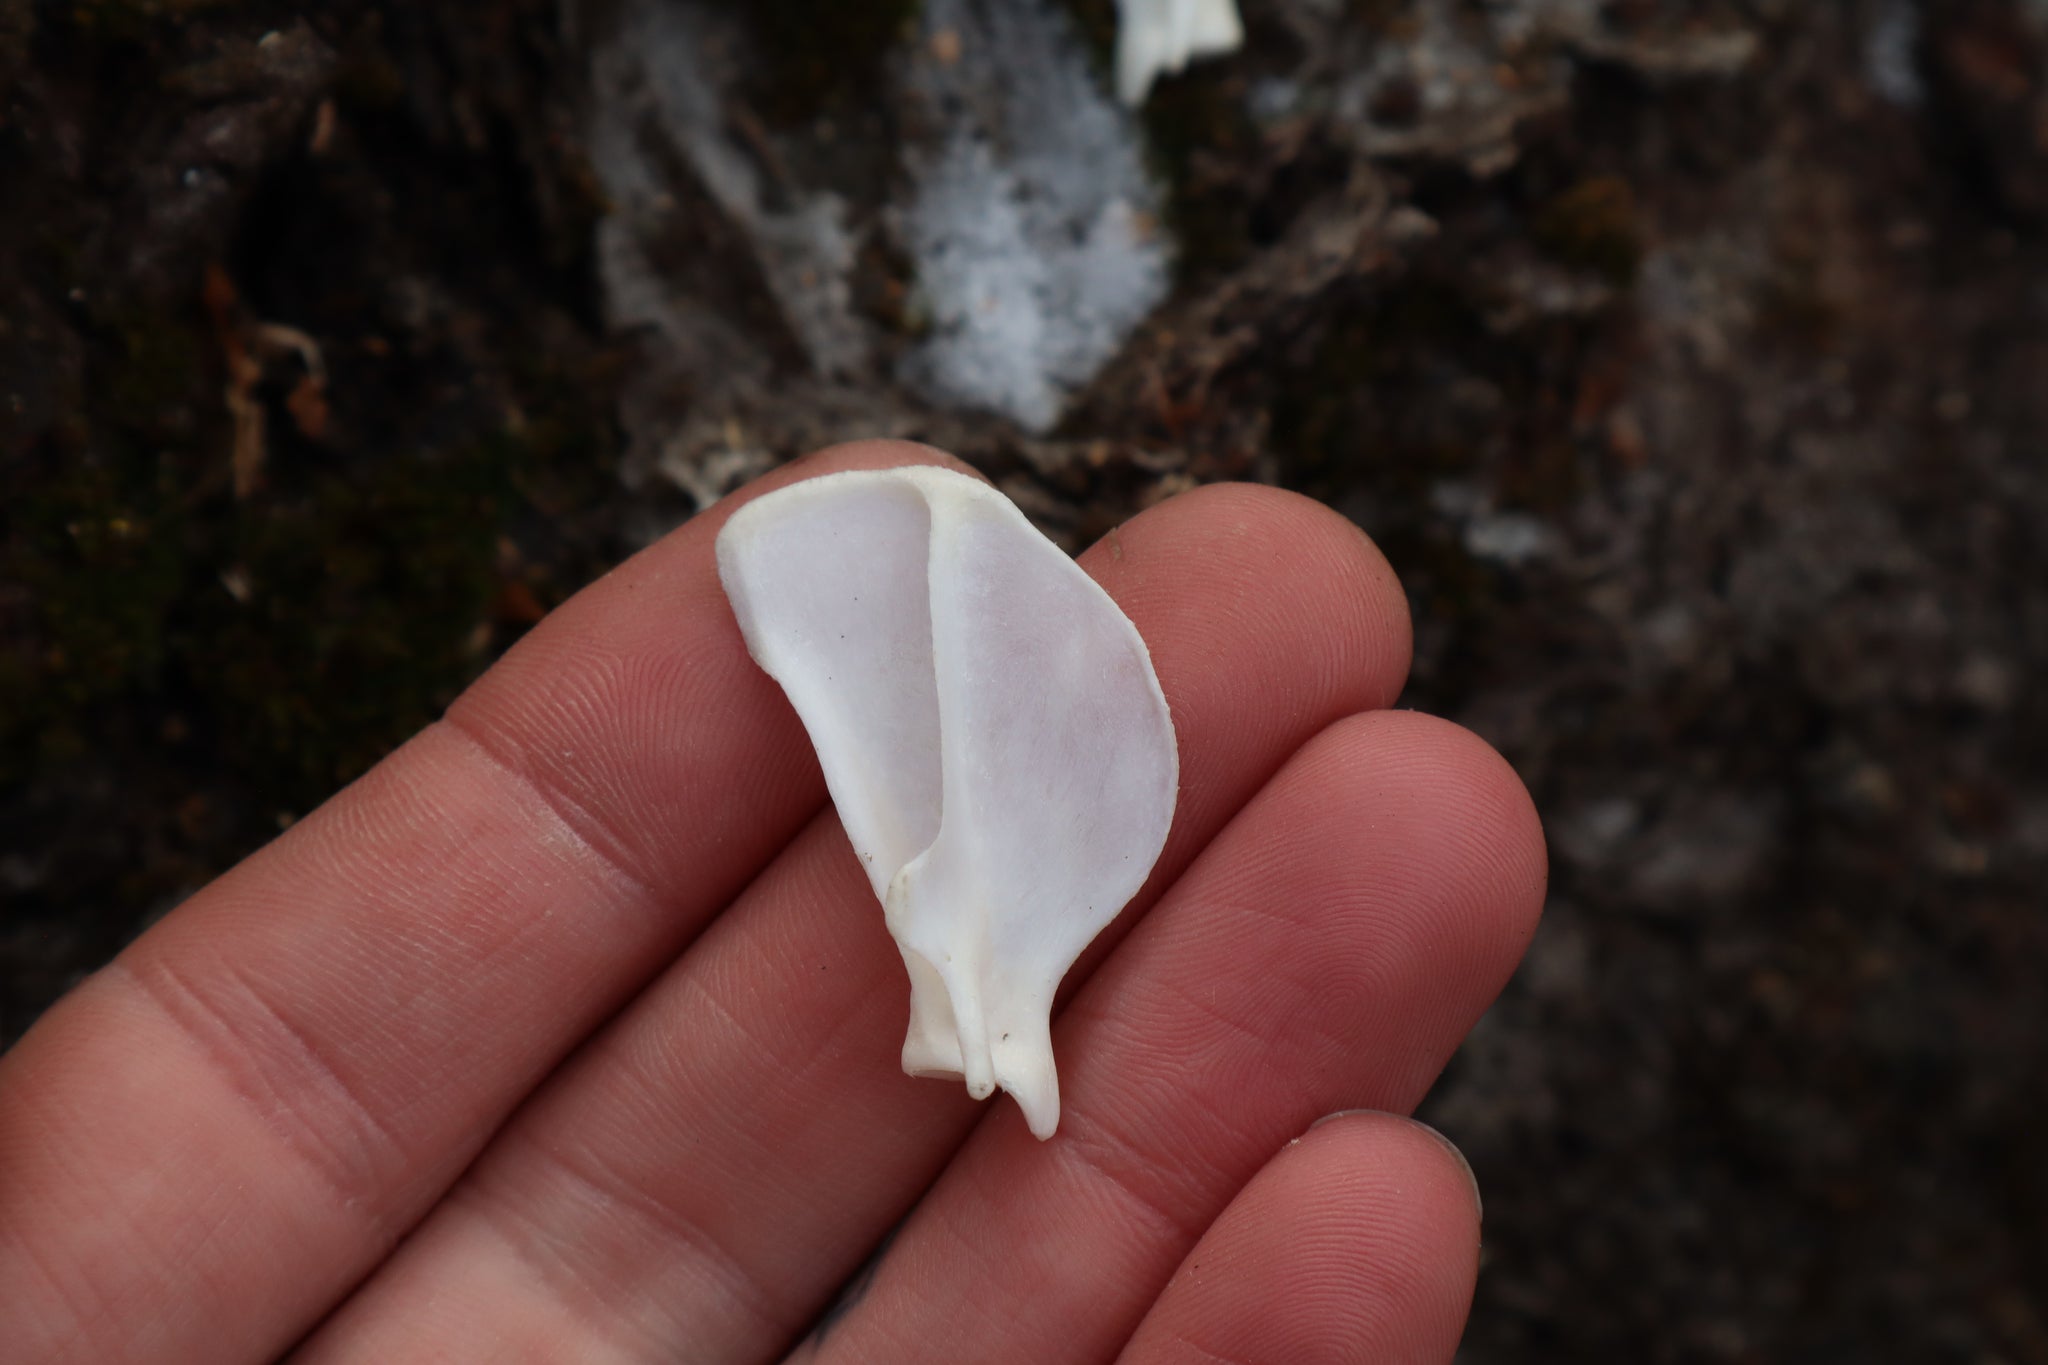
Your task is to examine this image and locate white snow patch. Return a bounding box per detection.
[899,0,1171,433]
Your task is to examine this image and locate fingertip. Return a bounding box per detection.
[1092,484,1414,757]
[1119,1108,1482,1365]
[1293,708,1548,991]
[1122,482,1412,703]
[1299,1110,1483,1229]
[1397,711,1549,965]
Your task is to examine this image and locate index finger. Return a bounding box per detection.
[0,440,972,1365]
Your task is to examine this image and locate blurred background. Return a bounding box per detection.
[3,1,2044,1360]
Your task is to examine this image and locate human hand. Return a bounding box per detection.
[0,442,1545,1364]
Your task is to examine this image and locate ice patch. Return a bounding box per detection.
[899,0,1171,433]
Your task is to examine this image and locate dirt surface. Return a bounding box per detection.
[3,2,2045,1361]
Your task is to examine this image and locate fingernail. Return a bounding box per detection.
[1307,1110,1483,1222]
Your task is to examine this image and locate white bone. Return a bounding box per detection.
[716,467,1178,1138]
[1115,0,1245,106]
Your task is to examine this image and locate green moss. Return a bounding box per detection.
[200,449,502,796]
[0,306,208,782]
[101,305,203,426]
[0,446,189,784]
[0,318,619,805]
[188,368,617,802]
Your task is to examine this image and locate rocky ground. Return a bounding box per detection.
[4,2,2045,1361]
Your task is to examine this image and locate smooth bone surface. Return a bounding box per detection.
[717,467,1178,1138]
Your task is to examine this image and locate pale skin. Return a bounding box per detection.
[0,441,1546,1364]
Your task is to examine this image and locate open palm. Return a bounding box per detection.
[0,441,1544,1364]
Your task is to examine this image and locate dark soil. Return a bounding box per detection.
[3,2,2044,1361]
